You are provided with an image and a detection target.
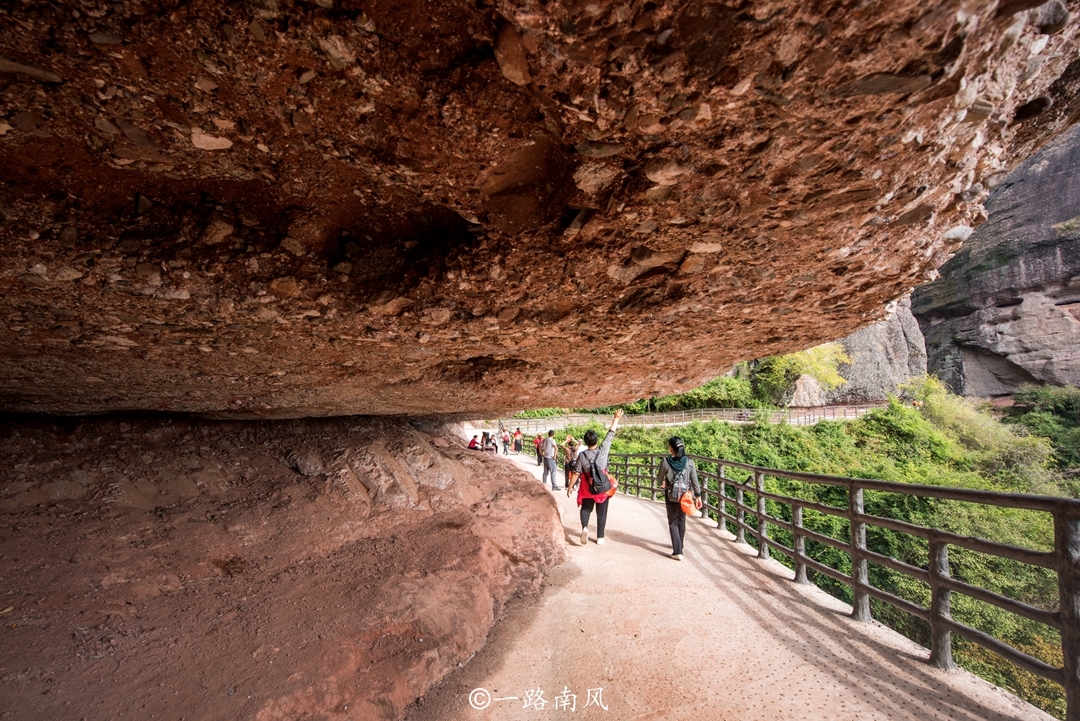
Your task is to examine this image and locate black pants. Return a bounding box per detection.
[666,499,686,555]
[580,498,610,539]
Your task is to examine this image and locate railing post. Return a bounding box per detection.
[736,480,746,545]
[793,503,808,584]
[1056,510,1080,721]
[718,465,726,531]
[755,471,770,560]
[650,456,658,502]
[928,537,956,670]
[848,485,871,622]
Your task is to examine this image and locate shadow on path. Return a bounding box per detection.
[407,442,1050,721]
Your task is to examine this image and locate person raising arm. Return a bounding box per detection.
[570,409,624,545]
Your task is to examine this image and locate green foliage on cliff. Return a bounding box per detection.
[753,342,852,403]
[554,344,853,417]
[565,377,1072,719]
[1004,385,1080,475]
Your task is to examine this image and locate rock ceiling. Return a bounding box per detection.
[0,0,1077,417]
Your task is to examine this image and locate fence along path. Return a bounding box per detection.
[491,404,883,435]
[608,452,1080,721]
[409,444,1056,721]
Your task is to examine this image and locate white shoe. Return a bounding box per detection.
[580,527,589,545]
[596,537,605,546]
[671,553,683,561]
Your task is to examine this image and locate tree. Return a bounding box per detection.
[754,343,852,404]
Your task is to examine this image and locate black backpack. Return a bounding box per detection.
[579,449,612,494]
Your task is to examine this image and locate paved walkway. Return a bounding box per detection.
[408,447,1053,721]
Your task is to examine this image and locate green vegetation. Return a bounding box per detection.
[511,407,572,418]
[753,342,852,404]
[1052,214,1080,235]
[1004,385,1080,478]
[515,345,853,419]
[565,376,1076,719]
[588,374,760,414]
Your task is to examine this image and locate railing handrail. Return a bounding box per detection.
[618,452,1080,514]
[486,404,887,434]
[599,450,1080,720]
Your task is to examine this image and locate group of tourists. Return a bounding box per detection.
[473,410,706,559]
[535,410,705,560]
[476,428,528,454]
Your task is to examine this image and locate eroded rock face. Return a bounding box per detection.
[1,1,1078,417]
[770,296,926,407]
[0,417,565,720]
[913,123,1080,396]
[828,296,927,404]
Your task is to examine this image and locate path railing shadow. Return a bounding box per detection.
[607,452,1079,721]
[618,494,1047,721]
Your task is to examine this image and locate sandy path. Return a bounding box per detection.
[408,443,1052,721]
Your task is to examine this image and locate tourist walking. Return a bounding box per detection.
[541,430,560,490]
[534,434,543,466]
[513,428,523,454]
[501,429,511,455]
[571,410,623,545]
[658,436,702,560]
[559,434,579,493]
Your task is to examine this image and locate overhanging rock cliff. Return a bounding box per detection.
[2,0,1079,417]
[913,122,1080,396]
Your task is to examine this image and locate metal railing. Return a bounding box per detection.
[490,405,885,435]
[605,452,1080,721]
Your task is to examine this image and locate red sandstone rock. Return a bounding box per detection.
[0,417,565,720]
[0,1,1077,417]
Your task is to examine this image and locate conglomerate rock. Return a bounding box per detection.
[913,122,1080,396]
[1,0,1078,417]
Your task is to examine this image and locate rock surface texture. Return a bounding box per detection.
[829,296,928,404]
[0,417,565,720]
[1,1,1079,417]
[913,123,1080,396]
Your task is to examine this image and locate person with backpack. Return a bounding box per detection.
[659,436,703,560]
[570,409,624,546]
[500,429,511,455]
[559,434,579,492]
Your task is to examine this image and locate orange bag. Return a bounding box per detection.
[680,489,695,515]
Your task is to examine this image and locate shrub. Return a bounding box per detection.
[754,343,852,404]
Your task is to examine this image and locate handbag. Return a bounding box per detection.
[680,489,695,515]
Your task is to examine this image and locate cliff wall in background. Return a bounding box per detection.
[829,296,927,404]
[912,123,1080,396]
[785,295,927,407]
